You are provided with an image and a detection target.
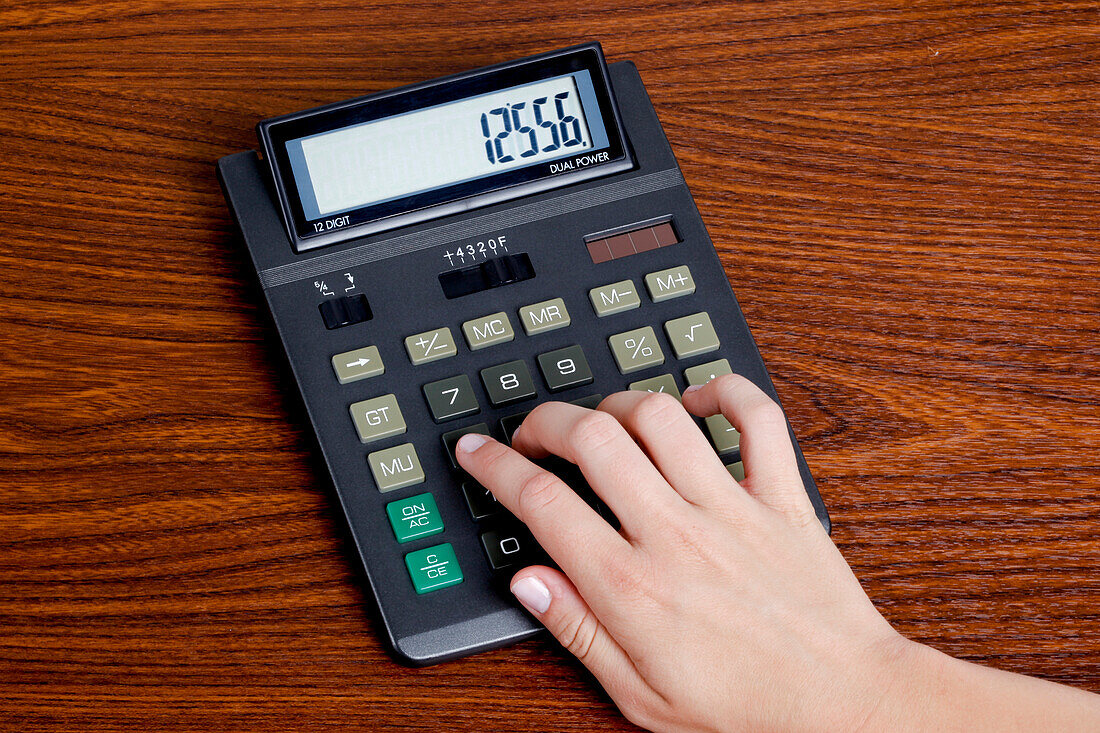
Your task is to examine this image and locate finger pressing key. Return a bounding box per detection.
[454,433,632,580]
[597,390,741,509]
[510,401,685,537]
[682,374,814,520]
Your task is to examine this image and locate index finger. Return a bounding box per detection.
[454,433,632,581]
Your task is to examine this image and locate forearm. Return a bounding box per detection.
[870,639,1100,732]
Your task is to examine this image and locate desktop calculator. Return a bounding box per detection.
[217,43,829,666]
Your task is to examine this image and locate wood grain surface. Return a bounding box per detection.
[1,1,1098,730]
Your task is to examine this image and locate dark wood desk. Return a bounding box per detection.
[2,1,1097,729]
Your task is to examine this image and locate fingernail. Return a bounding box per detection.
[683,384,703,395]
[510,424,522,443]
[455,433,490,454]
[511,575,552,614]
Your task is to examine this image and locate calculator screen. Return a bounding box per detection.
[260,46,632,250]
[287,71,609,220]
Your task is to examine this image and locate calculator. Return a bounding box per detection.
[217,43,829,666]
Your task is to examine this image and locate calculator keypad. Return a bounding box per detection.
[706,416,741,455]
[368,442,425,492]
[590,280,641,316]
[405,327,458,365]
[519,298,571,335]
[684,358,732,386]
[645,265,695,302]
[463,312,515,350]
[405,543,463,594]
[481,360,537,406]
[665,311,720,359]
[480,525,541,571]
[629,373,681,399]
[537,345,594,392]
[338,262,746,595]
[442,423,491,469]
[350,394,406,444]
[332,345,384,384]
[423,374,480,422]
[462,480,503,521]
[387,492,444,543]
[609,326,665,374]
[499,410,531,443]
[683,358,740,454]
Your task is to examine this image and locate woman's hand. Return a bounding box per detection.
[454,374,911,731]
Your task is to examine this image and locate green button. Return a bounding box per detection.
[608,326,665,374]
[367,442,425,492]
[629,373,681,400]
[331,345,384,384]
[349,394,406,445]
[481,360,537,406]
[405,543,463,594]
[386,492,444,543]
[423,374,480,422]
[726,462,746,481]
[589,280,641,317]
[462,312,514,350]
[706,415,741,455]
[645,265,696,302]
[519,298,570,335]
[665,312,720,359]
[405,327,457,365]
[684,358,732,386]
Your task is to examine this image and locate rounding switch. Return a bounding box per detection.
[319,294,372,329]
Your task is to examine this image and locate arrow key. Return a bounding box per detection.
[331,345,385,384]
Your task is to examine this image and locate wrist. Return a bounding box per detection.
[852,633,943,733]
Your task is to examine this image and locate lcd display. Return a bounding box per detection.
[285,70,609,220]
[259,45,633,249]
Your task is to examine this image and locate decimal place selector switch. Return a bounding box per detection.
[439,253,535,299]
[319,294,372,329]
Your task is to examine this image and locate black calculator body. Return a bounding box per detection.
[217,43,829,666]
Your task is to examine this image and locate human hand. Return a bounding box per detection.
[454,375,913,732]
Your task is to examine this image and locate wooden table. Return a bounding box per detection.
[2,1,1097,729]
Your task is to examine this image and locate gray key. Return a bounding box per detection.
[331,345,384,384]
[350,394,406,444]
[589,280,640,317]
[628,374,681,400]
[519,298,570,335]
[645,265,695,302]
[368,443,425,492]
[665,312,720,359]
[608,326,665,374]
[462,312,515,350]
[405,327,457,365]
[684,358,732,386]
[706,415,741,455]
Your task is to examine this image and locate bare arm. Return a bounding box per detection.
[455,375,1100,732]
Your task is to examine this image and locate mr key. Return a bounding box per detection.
[218,43,828,665]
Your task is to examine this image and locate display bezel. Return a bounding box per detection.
[259,44,633,252]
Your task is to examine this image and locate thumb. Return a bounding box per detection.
[510,566,650,703]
